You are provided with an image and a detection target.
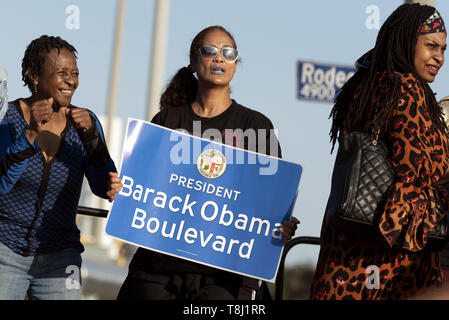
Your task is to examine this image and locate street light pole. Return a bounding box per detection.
[145,0,170,122]
[105,0,127,146]
[95,0,126,250]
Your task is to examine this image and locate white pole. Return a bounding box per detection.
[96,0,126,249]
[105,0,127,145]
[146,0,170,121]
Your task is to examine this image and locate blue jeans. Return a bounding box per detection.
[0,241,82,300]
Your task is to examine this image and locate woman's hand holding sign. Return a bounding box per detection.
[107,172,123,202]
[279,216,300,245]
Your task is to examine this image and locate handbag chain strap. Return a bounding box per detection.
[371,90,387,146]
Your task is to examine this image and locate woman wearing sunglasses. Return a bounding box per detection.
[117,25,299,300]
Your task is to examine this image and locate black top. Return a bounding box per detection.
[151,99,282,157]
[128,100,281,290]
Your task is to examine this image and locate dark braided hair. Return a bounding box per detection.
[22,35,77,91]
[160,26,237,110]
[330,3,447,152]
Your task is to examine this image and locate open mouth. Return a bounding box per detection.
[60,89,73,95]
[211,66,225,75]
[427,65,439,75]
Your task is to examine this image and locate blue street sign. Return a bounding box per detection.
[105,119,303,282]
[297,60,356,103]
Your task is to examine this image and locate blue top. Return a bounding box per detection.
[0,100,116,256]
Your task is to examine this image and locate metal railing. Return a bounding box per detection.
[274,236,321,300]
[76,206,321,300]
[78,206,108,218]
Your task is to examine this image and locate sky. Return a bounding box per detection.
[2,0,448,268]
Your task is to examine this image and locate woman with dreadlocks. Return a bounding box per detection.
[310,3,448,300]
[0,35,123,299]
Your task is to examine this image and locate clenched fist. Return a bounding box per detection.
[66,107,93,132]
[29,97,54,132]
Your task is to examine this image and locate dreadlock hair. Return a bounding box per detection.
[21,35,77,91]
[159,26,237,110]
[329,3,447,152]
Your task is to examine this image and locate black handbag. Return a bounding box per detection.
[325,131,394,233]
[325,130,449,250]
[428,201,449,250]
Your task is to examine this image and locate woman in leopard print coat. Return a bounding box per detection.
[310,3,448,300]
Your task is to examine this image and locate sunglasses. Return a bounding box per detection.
[199,45,239,63]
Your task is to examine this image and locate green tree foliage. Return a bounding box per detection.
[268,264,315,300]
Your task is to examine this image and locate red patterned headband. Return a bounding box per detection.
[420,10,446,35]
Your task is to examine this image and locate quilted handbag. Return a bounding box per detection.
[325,131,449,249]
[325,131,394,233]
